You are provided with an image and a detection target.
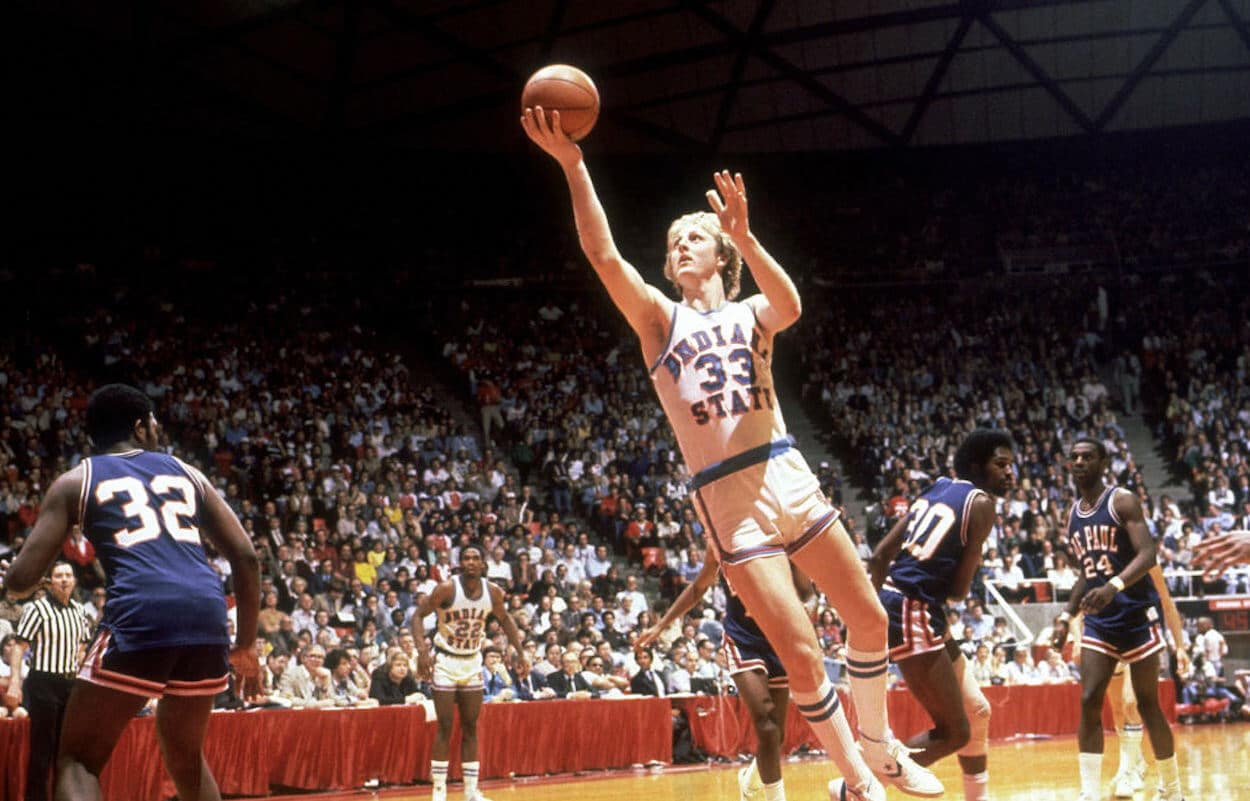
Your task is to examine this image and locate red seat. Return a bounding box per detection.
[1202,698,1230,715]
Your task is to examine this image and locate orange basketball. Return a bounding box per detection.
[521,64,599,141]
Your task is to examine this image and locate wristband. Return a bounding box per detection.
[1109,576,1126,592]
[1057,611,1071,623]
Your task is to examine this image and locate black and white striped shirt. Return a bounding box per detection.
[14,595,92,675]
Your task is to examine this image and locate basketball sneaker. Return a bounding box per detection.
[432,786,446,801]
[1153,787,1186,801]
[829,776,887,801]
[738,760,764,801]
[1111,758,1146,797]
[862,739,944,797]
[464,793,492,801]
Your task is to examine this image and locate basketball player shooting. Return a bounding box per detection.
[521,105,941,801]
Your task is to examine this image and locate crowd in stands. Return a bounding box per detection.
[0,283,819,714]
[1,155,1248,721]
[796,266,1250,605]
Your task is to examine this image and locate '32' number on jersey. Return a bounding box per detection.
[95,475,201,548]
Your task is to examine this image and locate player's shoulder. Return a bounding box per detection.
[1109,485,1143,516]
[50,460,87,490]
[167,454,212,494]
[44,462,87,509]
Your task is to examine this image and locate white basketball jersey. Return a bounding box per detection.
[648,300,787,474]
[433,575,493,656]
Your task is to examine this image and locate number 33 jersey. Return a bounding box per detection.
[649,300,786,475]
[81,450,229,651]
[886,477,987,608]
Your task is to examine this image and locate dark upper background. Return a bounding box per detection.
[7,0,1250,280]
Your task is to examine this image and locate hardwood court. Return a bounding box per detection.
[283,725,1249,801]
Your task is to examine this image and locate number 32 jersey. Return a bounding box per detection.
[81,450,229,651]
[649,300,785,475]
[886,478,987,607]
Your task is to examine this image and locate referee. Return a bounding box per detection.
[6,560,92,801]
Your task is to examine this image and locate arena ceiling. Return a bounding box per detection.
[18,0,1250,152]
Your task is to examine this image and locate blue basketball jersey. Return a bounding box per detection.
[80,450,229,651]
[886,478,988,608]
[1066,485,1158,626]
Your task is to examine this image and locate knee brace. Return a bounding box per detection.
[958,674,991,758]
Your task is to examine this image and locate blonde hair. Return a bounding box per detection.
[662,212,742,300]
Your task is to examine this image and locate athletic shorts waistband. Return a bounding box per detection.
[690,435,795,491]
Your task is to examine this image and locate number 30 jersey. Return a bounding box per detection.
[886,478,987,608]
[1066,485,1158,626]
[81,450,229,651]
[649,300,786,475]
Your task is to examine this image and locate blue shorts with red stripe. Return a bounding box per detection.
[880,585,948,662]
[79,627,230,698]
[723,630,788,687]
[1082,606,1166,664]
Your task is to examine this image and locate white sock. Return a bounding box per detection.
[846,646,890,744]
[1119,723,1142,773]
[1079,752,1102,797]
[431,759,449,790]
[746,757,762,789]
[463,761,480,797]
[1156,755,1181,796]
[793,680,874,787]
[962,770,989,801]
[763,779,786,801]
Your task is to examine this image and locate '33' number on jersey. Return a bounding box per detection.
[95,475,201,548]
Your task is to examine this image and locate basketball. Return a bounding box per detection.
[521,64,599,141]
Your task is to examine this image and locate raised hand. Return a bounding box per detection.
[636,624,662,649]
[520,106,582,168]
[706,170,750,242]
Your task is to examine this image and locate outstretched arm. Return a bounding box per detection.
[868,513,911,591]
[638,543,719,648]
[3,468,81,596]
[707,171,801,332]
[1192,529,1250,577]
[521,107,671,349]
